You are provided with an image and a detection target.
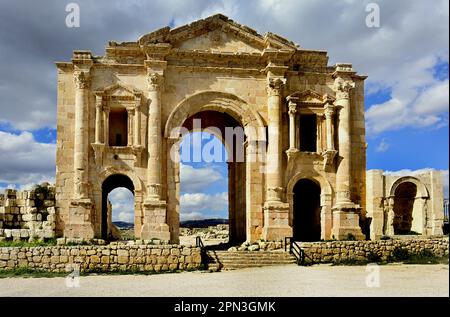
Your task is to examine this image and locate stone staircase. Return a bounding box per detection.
[205,250,297,271]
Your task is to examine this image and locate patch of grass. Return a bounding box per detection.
[0,239,56,248]
[0,266,201,278]
[332,258,370,266]
[0,267,67,279]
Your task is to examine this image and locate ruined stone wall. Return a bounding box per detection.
[0,184,56,241]
[300,237,449,263]
[0,244,201,273]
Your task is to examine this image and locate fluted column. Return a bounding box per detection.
[266,77,285,202]
[127,108,133,146]
[147,73,163,200]
[73,70,90,199]
[94,95,102,144]
[334,79,355,205]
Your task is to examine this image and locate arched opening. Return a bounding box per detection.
[393,182,417,234]
[101,174,135,240]
[178,111,247,246]
[109,107,128,146]
[293,179,321,241]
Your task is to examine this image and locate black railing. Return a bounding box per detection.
[444,199,449,224]
[196,236,208,267]
[285,237,314,266]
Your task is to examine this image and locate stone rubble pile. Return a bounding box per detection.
[0,183,56,242]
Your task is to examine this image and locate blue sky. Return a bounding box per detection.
[0,0,448,223]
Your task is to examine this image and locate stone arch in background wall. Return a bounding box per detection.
[164,91,266,243]
[287,171,333,240]
[388,176,430,235]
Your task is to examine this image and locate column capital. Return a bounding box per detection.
[324,103,335,118]
[74,70,91,89]
[288,101,297,115]
[147,72,164,92]
[95,95,103,108]
[267,77,286,96]
[334,78,355,100]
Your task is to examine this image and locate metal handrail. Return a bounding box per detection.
[285,237,314,266]
[196,236,208,268]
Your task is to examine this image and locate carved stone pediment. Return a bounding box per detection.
[94,83,142,102]
[287,90,335,107]
[138,14,297,53]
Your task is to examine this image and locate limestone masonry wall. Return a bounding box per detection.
[0,184,56,241]
[299,237,449,263]
[0,244,201,272]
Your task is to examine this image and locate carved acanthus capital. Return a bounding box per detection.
[324,103,335,119]
[334,79,355,100]
[267,77,286,96]
[74,71,90,89]
[288,101,297,116]
[95,95,103,108]
[147,72,164,91]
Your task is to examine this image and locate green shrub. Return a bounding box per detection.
[345,233,356,241]
[391,247,410,262]
[367,251,382,263]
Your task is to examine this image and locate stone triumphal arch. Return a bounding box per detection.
[56,14,403,243]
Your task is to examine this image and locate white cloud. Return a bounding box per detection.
[180,163,224,193]
[180,212,204,221]
[375,139,389,153]
[180,192,228,215]
[0,131,55,185]
[108,187,134,223]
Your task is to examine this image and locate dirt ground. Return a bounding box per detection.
[0,264,447,297]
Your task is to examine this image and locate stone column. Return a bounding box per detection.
[262,77,292,241]
[265,78,284,202]
[65,56,95,240]
[334,80,354,205]
[324,103,335,152]
[147,73,163,200]
[385,196,395,236]
[316,114,323,153]
[94,95,103,144]
[127,109,133,146]
[287,101,298,151]
[331,64,364,240]
[141,70,170,242]
[73,70,90,199]
[103,108,110,146]
[134,96,141,147]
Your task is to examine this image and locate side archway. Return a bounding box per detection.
[287,171,333,241]
[98,168,144,240]
[388,176,429,235]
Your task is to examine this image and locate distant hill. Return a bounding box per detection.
[181,218,228,228]
[113,219,228,230]
[113,221,134,230]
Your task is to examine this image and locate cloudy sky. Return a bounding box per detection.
[0,0,448,223]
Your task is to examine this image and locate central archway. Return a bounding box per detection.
[101,174,135,240]
[165,91,266,244]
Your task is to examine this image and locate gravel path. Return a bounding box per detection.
[0,264,447,297]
